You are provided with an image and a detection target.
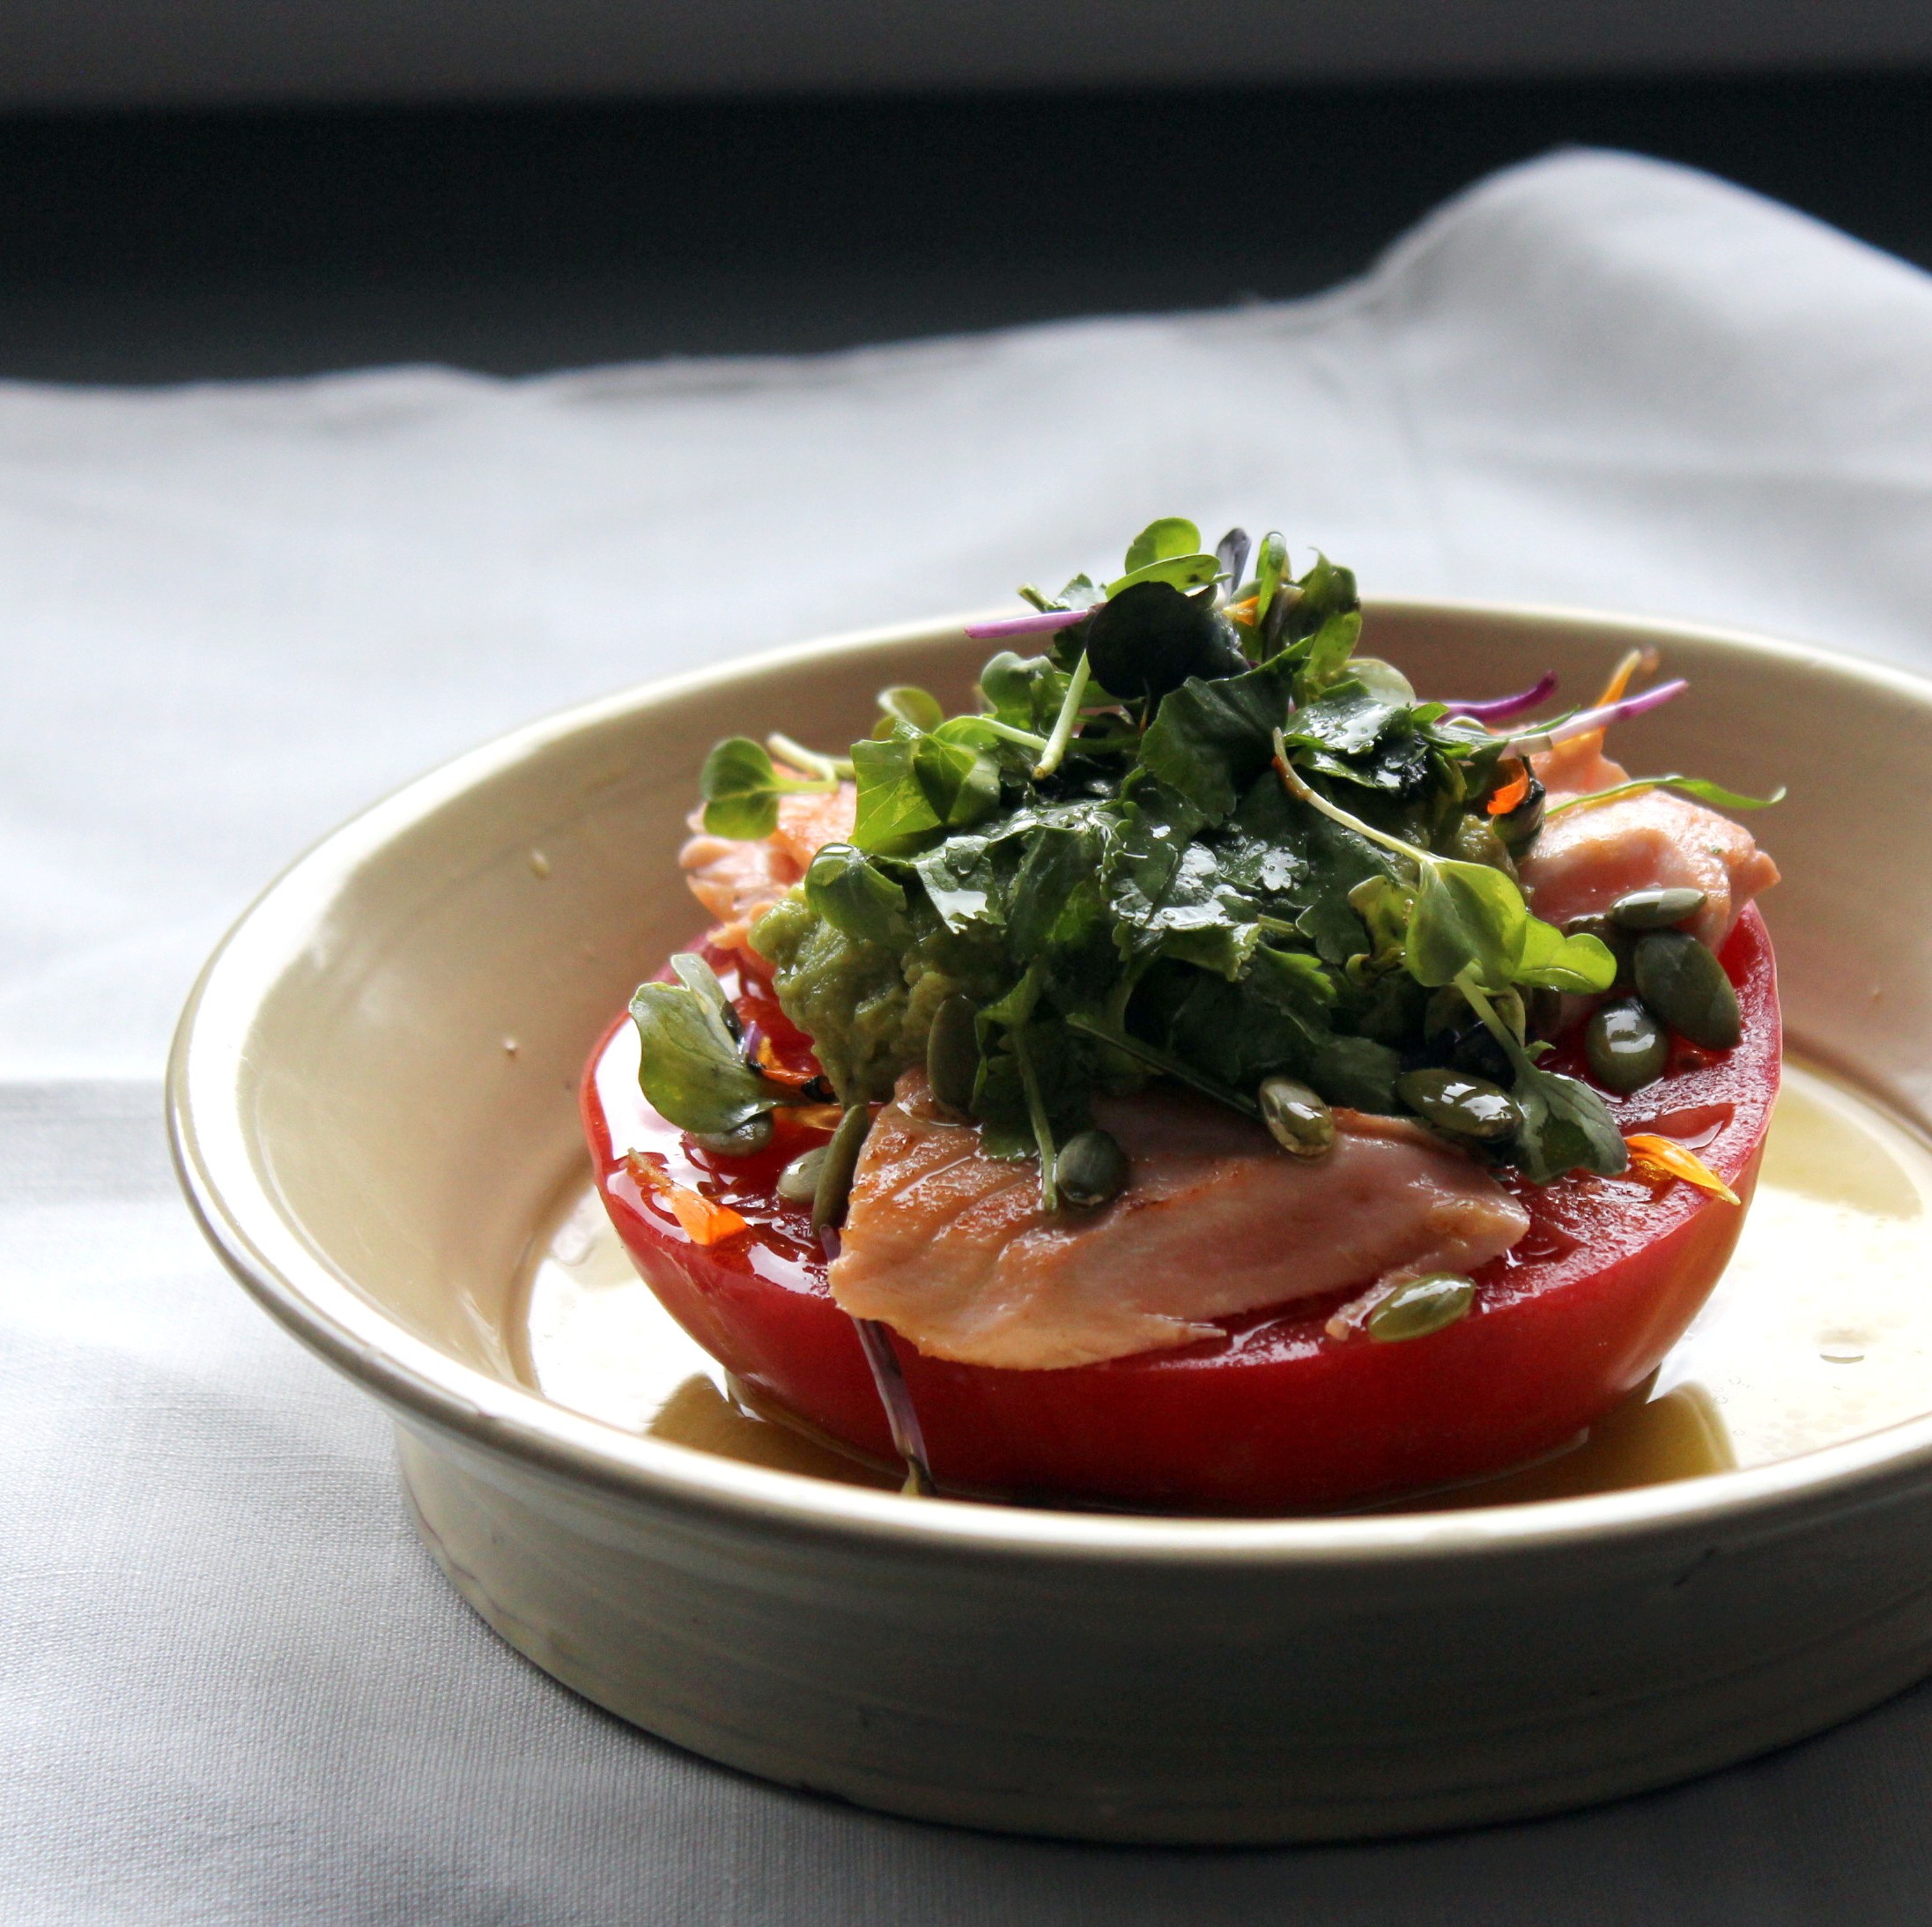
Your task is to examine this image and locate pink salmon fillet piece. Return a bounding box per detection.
[1518,737,1778,949]
[830,1070,1531,1370]
[678,780,856,951]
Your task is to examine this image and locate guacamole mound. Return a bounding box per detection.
[751,891,1005,1103]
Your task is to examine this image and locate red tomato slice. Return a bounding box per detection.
[584,908,1780,1514]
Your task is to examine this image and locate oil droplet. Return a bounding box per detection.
[1819,1340,1866,1364]
[502,1036,520,1056]
[529,849,551,878]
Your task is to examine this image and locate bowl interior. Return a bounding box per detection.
[174,604,1932,1524]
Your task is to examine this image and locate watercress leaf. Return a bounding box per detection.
[629,978,788,1134]
[1249,944,1338,1011]
[1087,582,1246,705]
[1284,552,1359,641]
[699,737,781,840]
[1512,1062,1629,1182]
[913,730,1002,830]
[1514,917,1618,994]
[1009,821,1109,959]
[913,835,1005,932]
[877,685,945,733]
[1058,573,1105,611]
[850,731,943,853]
[1136,652,1299,821]
[1283,684,1402,758]
[1404,858,1526,990]
[804,842,909,946]
[1106,552,1224,597]
[1122,517,1202,573]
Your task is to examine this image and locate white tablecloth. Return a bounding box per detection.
[9,149,1932,1922]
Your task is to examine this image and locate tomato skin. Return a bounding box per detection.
[585,909,1780,1513]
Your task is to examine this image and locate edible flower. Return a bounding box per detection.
[625,1151,751,1244]
[1623,1133,1741,1205]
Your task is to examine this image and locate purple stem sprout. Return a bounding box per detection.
[964,606,1092,641]
[1440,671,1558,723]
[1501,678,1688,756]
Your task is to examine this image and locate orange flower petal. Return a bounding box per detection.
[1486,762,1531,817]
[625,1152,751,1244]
[1624,1133,1741,1206]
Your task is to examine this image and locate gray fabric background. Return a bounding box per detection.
[8,152,1932,1919]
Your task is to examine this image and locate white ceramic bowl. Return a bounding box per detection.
[169,602,1932,1842]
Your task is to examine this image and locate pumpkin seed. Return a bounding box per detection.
[776,1145,828,1204]
[1632,930,1741,1050]
[688,1114,774,1157]
[811,1104,873,1233]
[1394,1067,1522,1141]
[1611,885,1707,930]
[1585,999,1669,1093]
[1368,1273,1476,1343]
[1259,1075,1336,1159]
[1055,1129,1130,1208]
[926,992,980,1116]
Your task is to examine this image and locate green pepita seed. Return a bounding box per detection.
[689,1113,774,1157]
[776,1145,828,1204]
[926,992,980,1116]
[1394,1067,1522,1142]
[1055,1129,1131,1208]
[811,1104,872,1234]
[1585,999,1669,1094]
[1368,1273,1476,1343]
[1632,930,1742,1050]
[1259,1075,1336,1159]
[1611,885,1708,930]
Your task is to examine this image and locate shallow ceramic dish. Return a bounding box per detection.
[170,602,1932,1843]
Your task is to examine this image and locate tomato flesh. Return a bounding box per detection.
[583,908,1780,1513]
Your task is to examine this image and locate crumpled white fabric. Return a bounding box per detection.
[10,149,1932,1922]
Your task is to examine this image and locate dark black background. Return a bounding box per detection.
[2,72,1926,382]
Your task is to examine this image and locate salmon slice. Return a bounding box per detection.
[679,779,857,950]
[830,1070,1531,1370]
[1519,741,1778,949]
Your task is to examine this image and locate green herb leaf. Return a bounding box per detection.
[1106,552,1225,597]
[979,651,1068,733]
[850,730,944,854]
[699,737,783,840]
[630,969,790,1135]
[805,842,909,946]
[1404,858,1526,990]
[877,686,945,733]
[1514,917,1619,993]
[1137,653,1298,820]
[1511,1061,1630,1182]
[1255,531,1287,623]
[1544,775,1788,819]
[913,730,1003,830]
[1122,517,1202,573]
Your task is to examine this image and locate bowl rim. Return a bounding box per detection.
[168,597,1932,1567]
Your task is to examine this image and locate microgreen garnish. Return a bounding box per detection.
[700,737,838,839]
[1543,775,1787,819]
[655,516,1779,1187]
